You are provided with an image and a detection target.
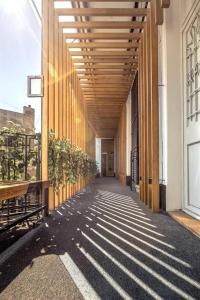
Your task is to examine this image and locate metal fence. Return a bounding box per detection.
[0,131,41,181]
[0,132,48,234]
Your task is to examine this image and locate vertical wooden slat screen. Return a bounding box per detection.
[42,0,169,212]
[150,1,159,212]
[42,0,96,209]
[137,0,160,212]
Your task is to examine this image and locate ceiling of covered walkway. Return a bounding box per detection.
[54,0,149,138]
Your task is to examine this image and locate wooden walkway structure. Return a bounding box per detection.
[42,0,170,211]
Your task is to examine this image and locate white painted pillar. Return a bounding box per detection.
[160,0,196,211]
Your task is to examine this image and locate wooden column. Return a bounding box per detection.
[150,0,159,212]
[146,15,153,209]
[42,2,96,209]
[138,0,160,212]
[42,0,49,184]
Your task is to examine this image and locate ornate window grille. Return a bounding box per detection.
[186,10,200,125]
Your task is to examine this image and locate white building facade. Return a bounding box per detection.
[159,0,200,218]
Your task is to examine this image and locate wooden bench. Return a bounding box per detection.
[0,181,49,234]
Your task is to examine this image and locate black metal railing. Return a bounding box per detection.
[0,131,49,234]
[0,131,41,181]
[0,182,49,234]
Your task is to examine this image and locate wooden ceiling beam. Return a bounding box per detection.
[60,21,145,29]
[82,88,128,91]
[83,89,128,92]
[75,65,136,69]
[71,58,138,63]
[68,51,139,56]
[82,87,130,90]
[77,71,134,75]
[56,8,149,17]
[84,95,127,101]
[79,75,133,79]
[85,96,127,98]
[84,96,126,99]
[79,76,132,85]
[80,82,132,86]
[82,87,129,90]
[80,82,130,88]
[64,33,142,40]
[83,91,128,97]
[83,87,129,89]
[67,42,140,48]
[56,0,150,2]
[86,102,125,104]
[81,83,131,86]
[79,77,132,81]
[84,96,127,98]
[83,91,129,93]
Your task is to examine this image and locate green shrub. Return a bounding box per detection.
[48,130,97,192]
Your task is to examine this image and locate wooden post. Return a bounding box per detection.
[150,0,160,212]
[42,0,49,185]
[146,16,153,209]
[42,4,96,209]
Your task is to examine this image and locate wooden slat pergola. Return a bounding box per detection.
[42,0,170,211]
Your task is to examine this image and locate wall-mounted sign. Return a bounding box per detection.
[27,75,44,97]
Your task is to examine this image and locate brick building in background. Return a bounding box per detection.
[0,105,35,132]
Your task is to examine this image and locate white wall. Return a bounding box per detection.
[160,0,196,211]
[126,91,132,176]
[95,138,101,174]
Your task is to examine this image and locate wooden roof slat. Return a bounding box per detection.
[83,91,128,93]
[67,42,140,48]
[77,71,134,75]
[68,51,139,57]
[82,86,130,89]
[55,0,150,2]
[80,83,130,86]
[74,65,136,69]
[79,74,134,82]
[60,21,144,29]
[64,33,142,39]
[56,8,149,17]
[71,58,137,63]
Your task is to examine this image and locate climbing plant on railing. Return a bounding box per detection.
[0,125,97,189]
[0,122,40,181]
[48,130,97,192]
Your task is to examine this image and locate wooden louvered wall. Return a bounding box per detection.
[41,0,170,213]
[42,0,96,210]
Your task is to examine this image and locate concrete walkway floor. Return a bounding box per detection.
[0,178,200,300]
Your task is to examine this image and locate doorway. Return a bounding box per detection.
[101,139,114,177]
